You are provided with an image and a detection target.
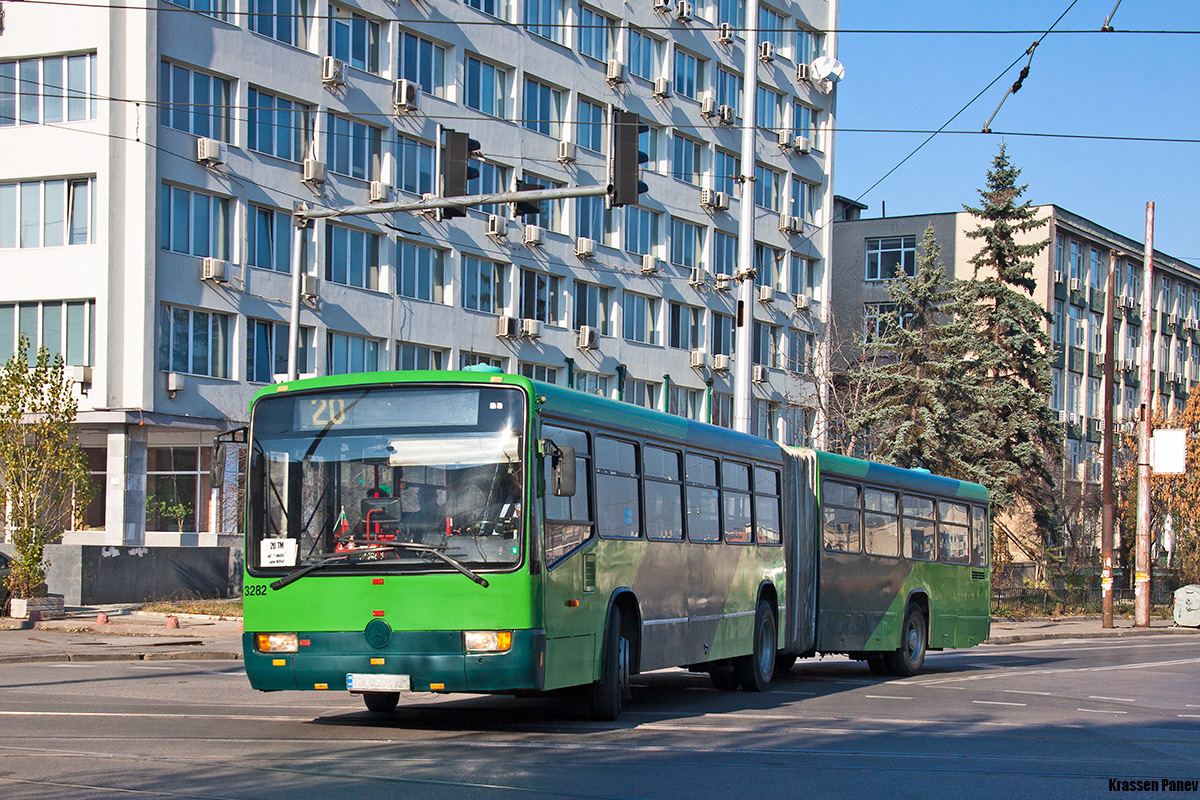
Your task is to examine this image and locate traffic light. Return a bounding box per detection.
[513,180,540,219]
[442,130,481,219]
[610,109,649,207]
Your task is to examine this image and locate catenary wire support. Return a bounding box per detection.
[981,41,1039,133]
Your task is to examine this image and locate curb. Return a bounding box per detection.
[0,650,243,664]
[985,627,1199,645]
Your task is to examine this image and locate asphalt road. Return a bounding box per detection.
[0,635,1197,800]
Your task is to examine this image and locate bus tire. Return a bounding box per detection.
[735,600,776,692]
[774,654,798,675]
[885,605,927,676]
[589,607,630,721]
[362,692,399,713]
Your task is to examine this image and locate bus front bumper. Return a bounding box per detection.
[243,629,547,694]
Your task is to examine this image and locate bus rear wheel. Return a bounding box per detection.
[589,607,630,721]
[884,605,927,677]
[735,600,776,692]
[363,691,399,713]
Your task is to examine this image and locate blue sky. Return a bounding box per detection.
[832,1,1200,261]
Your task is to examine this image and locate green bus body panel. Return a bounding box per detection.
[811,450,991,654]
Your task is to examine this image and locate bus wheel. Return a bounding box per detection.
[774,654,798,675]
[710,670,740,691]
[866,654,889,675]
[735,600,776,692]
[885,605,927,677]
[589,607,630,721]
[363,691,399,713]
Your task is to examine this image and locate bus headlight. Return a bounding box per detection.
[463,631,513,653]
[255,633,299,653]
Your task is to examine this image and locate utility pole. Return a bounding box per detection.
[1135,202,1155,628]
[732,0,762,435]
[1101,250,1116,628]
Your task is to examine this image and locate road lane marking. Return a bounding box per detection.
[914,656,1200,686]
[1078,708,1128,715]
[864,695,912,700]
[972,700,1026,707]
[1179,714,1200,719]
[1004,690,1052,696]
[1088,695,1135,702]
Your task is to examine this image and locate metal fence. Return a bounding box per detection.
[992,586,1176,614]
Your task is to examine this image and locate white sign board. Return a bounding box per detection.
[260,537,297,568]
[1151,429,1187,474]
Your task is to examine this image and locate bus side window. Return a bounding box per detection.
[723,461,753,544]
[938,501,970,564]
[645,445,684,541]
[685,453,720,543]
[971,506,989,567]
[902,495,936,561]
[595,436,641,539]
[754,466,781,545]
[863,487,899,557]
[542,424,593,566]
[822,479,861,553]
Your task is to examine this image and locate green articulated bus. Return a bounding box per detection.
[240,369,989,719]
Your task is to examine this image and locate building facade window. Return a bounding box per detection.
[673,49,704,100]
[0,300,95,365]
[865,236,916,281]
[624,378,659,409]
[164,0,228,19]
[247,205,292,273]
[759,5,785,51]
[460,351,503,369]
[159,61,231,141]
[715,0,745,28]
[672,134,702,185]
[328,4,380,73]
[1,177,92,249]
[159,184,230,259]
[1053,299,1065,345]
[1,52,97,127]
[753,322,779,367]
[713,149,740,196]
[796,26,824,64]
[398,31,446,97]
[713,231,737,276]
[465,56,508,118]
[159,304,230,378]
[715,67,741,117]
[247,88,310,161]
[1089,247,1104,289]
[628,28,663,81]
[1051,368,1063,411]
[669,217,702,270]
[1069,241,1083,282]
[518,174,564,232]
[790,253,815,297]
[668,303,702,349]
[864,302,902,341]
[668,386,702,420]
[754,164,782,211]
[146,447,212,533]
[787,329,814,374]
[523,78,563,137]
[577,6,615,62]
[397,241,445,303]
[520,269,563,325]
[623,292,660,344]
[247,318,313,382]
[520,362,560,384]
[462,256,508,314]
[712,392,733,427]
[576,194,613,244]
[396,135,435,195]
[327,331,380,375]
[712,311,734,356]
[755,86,782,130]
[574,281,611,334]
[397,342,446,370]
[1068,304,1084,347]
[249,0,309,49]
[792,102,814,141]
[624,206,661,256]
[325,223,380,290]
[577,98,605,152]
[574,370,609,396]
[466,159,511,216]
[326,114,381,180]
[755,243,782,289]
[524,0,565,42]
[791,176,817,222]
[465,0,509,21]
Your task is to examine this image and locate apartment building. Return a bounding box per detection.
[832,205,1198,486]
[0,0,838,546]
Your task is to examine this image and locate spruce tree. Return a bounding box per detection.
[961,144,1063,542]
[850,224,990,484]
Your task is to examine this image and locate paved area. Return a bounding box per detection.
[0,606,1194,664]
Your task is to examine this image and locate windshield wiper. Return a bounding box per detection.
[268,542,489,591]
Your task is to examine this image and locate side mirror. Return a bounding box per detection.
[551,445,576,497]
[212,426,248,488]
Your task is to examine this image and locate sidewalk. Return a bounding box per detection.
[0,607,1195,666]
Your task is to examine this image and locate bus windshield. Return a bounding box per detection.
[248,385,526,575]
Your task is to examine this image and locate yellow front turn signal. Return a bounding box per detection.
[463,630,513,652]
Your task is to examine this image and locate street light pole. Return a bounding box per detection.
[1101,250,1116,628]
[1135,201,1155,628]
[733,0,762,435]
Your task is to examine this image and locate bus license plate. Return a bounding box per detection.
[347,673,410,693]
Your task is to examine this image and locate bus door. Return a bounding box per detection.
[539,424,599,690]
